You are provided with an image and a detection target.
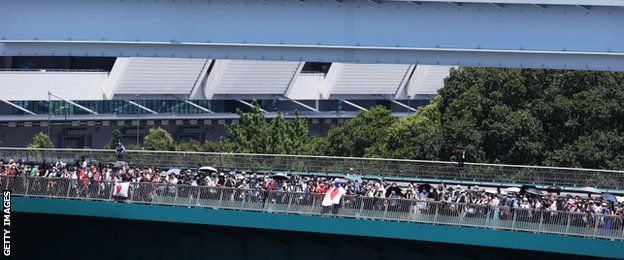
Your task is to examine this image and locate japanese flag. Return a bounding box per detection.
[322,187,346,207]
[113,182,129,197]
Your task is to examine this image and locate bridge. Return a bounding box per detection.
[2,0,624,70]
[8,175,624,259]
[2,147,623,190]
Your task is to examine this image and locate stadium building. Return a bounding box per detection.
[0,56,451,148]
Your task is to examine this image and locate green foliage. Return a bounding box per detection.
[106,129,124,149]
[176,139,204,152]
[220,101,312,154]
[366,97,442,160]
[439,67,624,169]
[28,132,53,148]
[202,140,220,152]
[126,144,143,150]
[321,106,396,157]
[143,127,175,151]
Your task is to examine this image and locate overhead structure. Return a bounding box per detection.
[125,100,158,114]
[105,57,209,99]
[1,0,623,70]
[322,63,414,99]
[0,99,36,115]
[48,92,99,115]
[341,100,369,111]
[204,60,303,99]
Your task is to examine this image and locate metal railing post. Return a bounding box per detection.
[433,203,440,223]
[24,177,31,196]
[129,184,135,202]
[511,209,517,229]
[240,190,247,209]
[218,188,225,208]
[538,211,544,231]
[593,214,600,236]
[565,213,571,235]
[309,194,317,214]
[195,187,202,206]
[263,191,270,212]
[66,180,72,197]
[357,197,365,218]
[286,193,293,212]
[620,218,624,239]
[173,186,179,205]
[108,182,114,201]
[382,199,389,219]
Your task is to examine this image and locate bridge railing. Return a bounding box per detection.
[5,176,623,240]
[1,147,623,188]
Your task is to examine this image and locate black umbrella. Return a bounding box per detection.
[386,186,403,197]
[546,185,561,193]
[525,188,548,196]
[271,173,289,181]
[419,183,433,192]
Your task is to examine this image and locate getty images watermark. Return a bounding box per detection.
[3,189,10,257]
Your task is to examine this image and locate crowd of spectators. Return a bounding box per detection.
[1,157,623,222]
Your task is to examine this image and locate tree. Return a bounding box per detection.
[438,67,624,169]
[220,101,312,154]
[106,129,123,149]
[28,132,54,148]
[143,127,175,151]
[321,106,396,157]
[176,139,204,152]
[366,97,442,160]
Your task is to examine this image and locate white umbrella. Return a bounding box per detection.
[167,168,181,176]
[580,186,601,194]
[504,187,521,193]
[198,166,218,173]
[483,187,498,194]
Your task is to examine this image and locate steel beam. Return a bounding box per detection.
[280,96,319,112]
[232,98,268,113]
[2,0,624,71]
[0,99,36,115]
[48,92,99,115]
[184,100,215,114]
[381,96,418,112]
[126,100,158,114]
[341,100,368,111]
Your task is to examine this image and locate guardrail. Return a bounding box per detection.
[4,176,623,240]
[1,148,623,188]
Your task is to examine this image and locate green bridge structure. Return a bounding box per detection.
[4,148,624,259]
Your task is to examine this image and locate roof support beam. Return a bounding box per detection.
[280,96,318,112]
[0,99,36,115]
[448,2,463,8]
[341,100,368,112]
[184,100,214,114]
[379,96,417,112]
[408,1,421,6]
[532,4,546,10]
[126,100,158,114]
[48,92,99,115]
[576,5,590,11]
[232,98,268,113]
[489,3,503,9]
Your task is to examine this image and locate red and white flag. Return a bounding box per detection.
[322,186,346,207]
[113,182,129,197]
